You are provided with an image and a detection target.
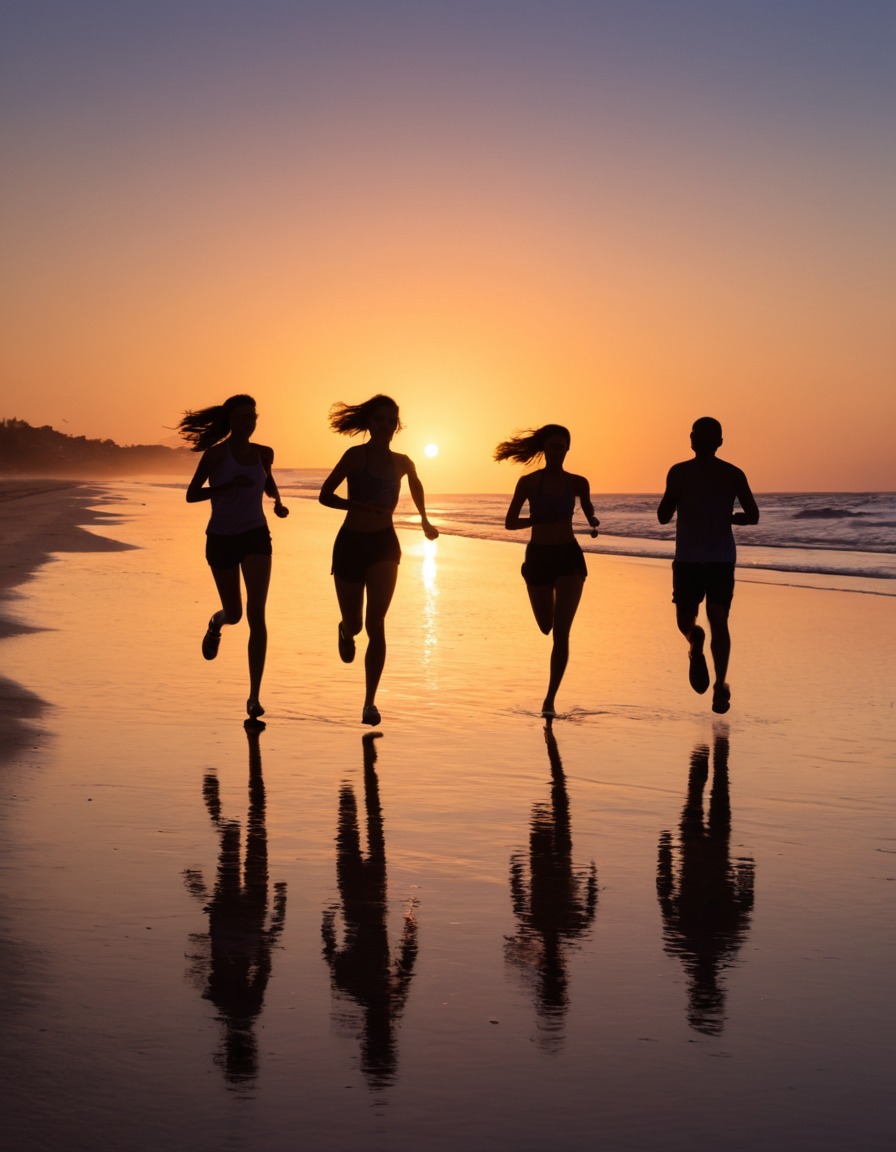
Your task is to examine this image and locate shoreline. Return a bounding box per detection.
[2,477,891,732]
[1,477,893,752]
[1,478,894,1151]
[278,487,896,594]
[0,479,136,632]
[0,480,134,767]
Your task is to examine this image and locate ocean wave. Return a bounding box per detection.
[792,507,868,519]
[280,479,896,586]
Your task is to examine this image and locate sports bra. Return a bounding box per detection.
[347,446,400,511]
[530,473,576,524]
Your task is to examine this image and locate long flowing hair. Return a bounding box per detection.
[328,394,403,436]
[177,394,256,452]
[494,424,571,465]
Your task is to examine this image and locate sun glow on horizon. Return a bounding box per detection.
[1,6,892,492]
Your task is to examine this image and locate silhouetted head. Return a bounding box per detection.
[328,395,403,438]
[494,424,571,466]
[690,417,722,455]
[223,393,256,416]
[178,394,257,452]
[225,396,258,437]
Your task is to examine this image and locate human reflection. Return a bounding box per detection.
[656,727,755,1035]
[183,722,287,1087]
[322,733,418,1091]
[505,721,598,1054]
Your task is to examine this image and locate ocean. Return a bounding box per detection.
[274,471,896,594]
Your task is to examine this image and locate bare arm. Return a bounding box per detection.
[575,475,600,536]
[405,458,439,540]
[657,468,678,524]
[318,450,355,512]
[504,475,533,531]
[185,445,239,503]
[260,445,288,518]
[732,472,759,525]
[319,447,391,517]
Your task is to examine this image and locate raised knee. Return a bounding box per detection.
[223,607,243,626]
[537,621,552,636]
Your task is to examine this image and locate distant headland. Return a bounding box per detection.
[0,418,193,476]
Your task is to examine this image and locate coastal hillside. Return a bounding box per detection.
[0,418,193,476]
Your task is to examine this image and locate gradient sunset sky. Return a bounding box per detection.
[2,1,893,491]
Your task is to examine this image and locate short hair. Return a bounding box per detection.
[691,416,722,443]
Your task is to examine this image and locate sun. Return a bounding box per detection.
[424,443,439,458]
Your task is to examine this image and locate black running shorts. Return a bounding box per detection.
[205,525,272,570]
[672,561,735,611]
[331,526,401,583]
[521,540,588,588]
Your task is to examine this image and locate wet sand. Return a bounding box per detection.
[0,481,136,770]
[2,480,894,1151]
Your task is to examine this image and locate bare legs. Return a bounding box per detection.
[334,561,398,722]
[675,605,702,654]
[705,602,731,687]
[210,553,272,713]
[676,601,731,710]
[527,573,584,716]
[242,555,271,707]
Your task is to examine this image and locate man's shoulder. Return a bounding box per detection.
[677,455,748,479]
[669,456,748,496]
[666,458,696,480]
[714,457,749,482]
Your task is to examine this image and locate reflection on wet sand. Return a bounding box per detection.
[322,733,418,1091]
[505,721,598,1054]
[656,727,755,1035]
[183,723,287,1087]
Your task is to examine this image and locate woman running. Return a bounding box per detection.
[319,394,439,726]
[180,394,288,721]
[496,424,599,717]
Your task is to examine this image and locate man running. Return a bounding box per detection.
[657,417,759,714]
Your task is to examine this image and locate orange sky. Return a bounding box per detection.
[2,3,893,491]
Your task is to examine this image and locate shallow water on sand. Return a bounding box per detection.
[2,483,894,1151]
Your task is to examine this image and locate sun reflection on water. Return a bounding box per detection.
[420,538,439,676]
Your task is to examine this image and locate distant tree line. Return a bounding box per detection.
[0,417,193,476]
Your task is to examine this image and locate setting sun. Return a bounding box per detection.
[0,1,892,497]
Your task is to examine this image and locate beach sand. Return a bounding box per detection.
[1,480,894,1151]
